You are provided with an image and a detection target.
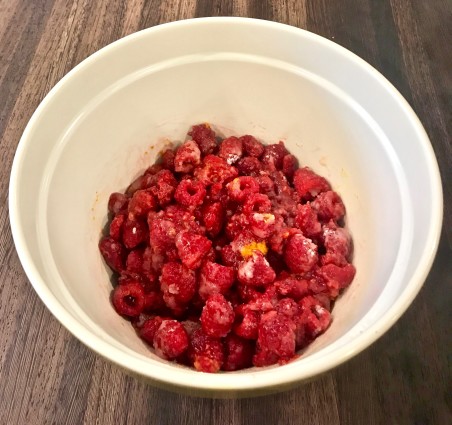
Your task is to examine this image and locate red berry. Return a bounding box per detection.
[284,233,318,274]
[222,334,254,371]
[199,261,235,300]
[154,320,189,359]
[99,237,126,272]
[293,167,331,200]
[201,294,235,338]
[160,262,197,310]
[237,251,276,286]
[218,136,243,165]
[174,179,206,207]
[175,231,212,270]
[188,328,224,373]
[174,140,201,173]
[112,282,145,317]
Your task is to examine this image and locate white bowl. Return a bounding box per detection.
[9,17,442,397]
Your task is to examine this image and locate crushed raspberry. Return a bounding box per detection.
[201,294,235,338]
[112,282,145,317]
[153,320,189,360]
[100,123,355,372]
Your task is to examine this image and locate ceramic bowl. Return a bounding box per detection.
[9,17,442,397]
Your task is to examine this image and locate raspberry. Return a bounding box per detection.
[149,170,178,206]
[160,262,197,310]
[199,261,235,300]
[236,156,262,176]
[253,310,296,366]
[274,274,309,300]
[295,203,322,238]
[298,296,332,340]
[201,202,224,237]
[122,217,148,249]
[194,154,238,186]
[188,123,217,155]
[99,237,126,272]
[218,136,243,165]
[159,148,175,171]
[243,193,272,215]
[148,217,177,252]
[240,134,265,157]
[220,244,242,268]
[237,250,276,286]
[321,222,352,266]
[226,176,260,202]
[282,154,298,180]
[222,334,254,371]
[311,191,346,222]
[293,167,331,200]
[234,308,260,339]
[174,179,206,207]
[249,212,276,238]
[125,249,144,273]
[128,190,157,217]
[108,192,129,215]
[284,233,318,274]
[261,141,288,171]
[316,263,356,298]
[153,320,189,360]
[175,231,212,270]
[188,328,224,373]
[201,294,235,338]
[138,316,164,345]
[112,282,145,317]
[109,213,125,241]
[174,140,201,173]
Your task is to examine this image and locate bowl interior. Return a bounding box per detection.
[11,18,441,393]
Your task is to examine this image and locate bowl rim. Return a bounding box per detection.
[9,16,443,393]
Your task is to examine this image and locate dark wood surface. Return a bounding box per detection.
[1,0,451,423]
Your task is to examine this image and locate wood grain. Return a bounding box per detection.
[0,0,450,423]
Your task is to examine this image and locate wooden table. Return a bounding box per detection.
[1,1,450,423]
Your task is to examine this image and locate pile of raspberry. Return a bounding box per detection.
[99,124,355,372]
